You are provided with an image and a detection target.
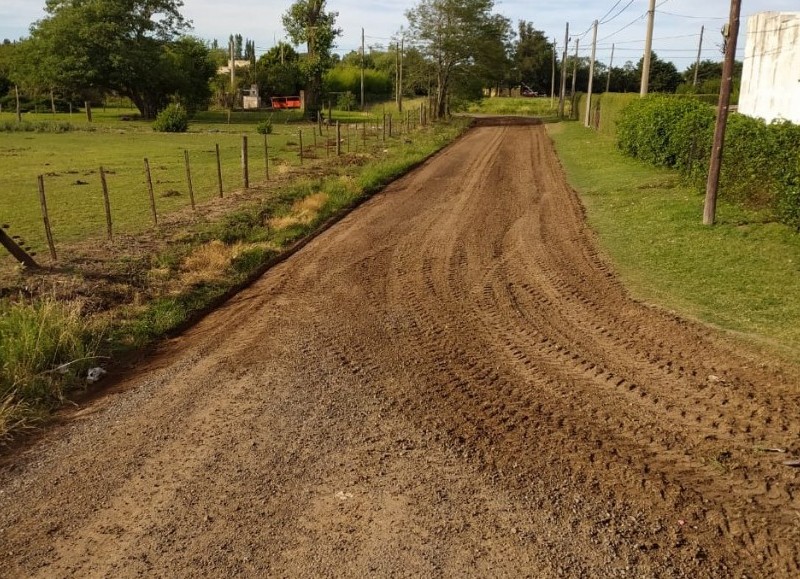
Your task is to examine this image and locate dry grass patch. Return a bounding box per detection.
[179,240,249,287]
[269,192,329,230]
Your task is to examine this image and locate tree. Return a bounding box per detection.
[515,21,553,94]
[637,52,682,93]
[678,59,742,94]
[20,0,214,118]
[282,0,341,119]
[254,43,304,98]
[406,0,512,117]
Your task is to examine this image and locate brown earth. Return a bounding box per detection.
[1,119,799,577]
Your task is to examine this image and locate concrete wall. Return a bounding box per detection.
[739,12,800,124]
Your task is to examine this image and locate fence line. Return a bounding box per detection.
[1,114,427,266]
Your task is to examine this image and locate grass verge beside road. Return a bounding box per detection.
[549,121,800,357]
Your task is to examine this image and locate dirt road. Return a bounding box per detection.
[1,119,799,577]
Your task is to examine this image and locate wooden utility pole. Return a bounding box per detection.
[703,0,741,225]
[693,25,705,87]
[570,38,580,99]
[230,36,236,90]
[558,23,569,118]
[361,28,365,110]
[606,43,615,93]
[398,38,404,113]
[640,0,656,96]
[585,20,599,128]
[551,38,556,107]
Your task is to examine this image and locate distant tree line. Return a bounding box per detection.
[0,0,739,121]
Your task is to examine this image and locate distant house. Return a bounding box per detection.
[738,12,800,124]
[217,59,252,76]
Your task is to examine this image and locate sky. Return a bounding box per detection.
[1,0,798,72]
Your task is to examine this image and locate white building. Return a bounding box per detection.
[738,12,800,124]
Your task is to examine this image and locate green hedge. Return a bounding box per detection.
[616,95,800,228]
[575,93,639,137]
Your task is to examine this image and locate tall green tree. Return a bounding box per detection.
[406,0,511,117]
[282,0,341,119]
[21,0,213,118]
[515,21,553,94]
[254,43,304,98]
[637,52,682,93]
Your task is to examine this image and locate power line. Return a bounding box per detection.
[601,0,637,25]
[656,10,726,20]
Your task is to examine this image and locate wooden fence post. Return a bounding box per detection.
[336,122,341,156]
[15,85,21,123]
[242,135,249,189]
[299,130,304,165]
[264,134,270,180]
[388,114,393,138]
[99,166,113,239]
[143,158,158,226]
[362,121,366,148]
[0,227,39,269]
[183,151,196,210]
[84,101,92,123]
[382,114,386,141]
[37,175,57,261]
[215,143,224,198]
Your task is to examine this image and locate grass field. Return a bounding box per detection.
[549,121,800,356]
[0,106,415,259]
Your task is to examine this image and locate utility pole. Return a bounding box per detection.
[395,41,400,110]
[551,38,557,107]
[703,0,742,225]
[360,28,365,110]
[640,0,656,96]
[558,23,569,118]
[399,38,404,113]
[585,20,598,128]
[606,43,615,93]
[230,36,235,89]
[570,38,580,100]
[693,25,705,87]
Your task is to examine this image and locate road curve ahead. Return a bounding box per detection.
[1,119,799,577]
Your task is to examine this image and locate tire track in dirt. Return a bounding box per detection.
[1,119,798,577]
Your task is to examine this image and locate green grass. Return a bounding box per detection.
[466,96,558,117]
[549,121,800,356]
[0,107,417,258]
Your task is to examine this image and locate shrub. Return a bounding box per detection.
[153,103,189,133]
[256,118,273,134]
[615,95,800,228]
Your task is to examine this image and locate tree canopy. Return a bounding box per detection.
[282,0,341,119]
[406,0,513,117]
[16,0,215,118]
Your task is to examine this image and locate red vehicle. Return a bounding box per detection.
[270,96,302,109]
